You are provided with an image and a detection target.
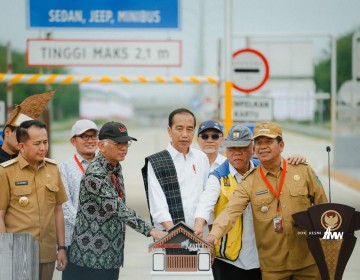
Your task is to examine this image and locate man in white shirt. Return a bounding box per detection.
[142,108,210,232]
[197,120,226,172]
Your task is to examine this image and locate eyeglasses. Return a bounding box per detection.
[104,140,132,149]
[200,133,221,140]
[77,134,98,141]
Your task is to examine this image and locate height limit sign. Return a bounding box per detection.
[232,48,269,94]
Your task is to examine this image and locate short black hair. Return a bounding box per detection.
[2,124,17,140]
[168,108,196,128]
[16,120,47,143]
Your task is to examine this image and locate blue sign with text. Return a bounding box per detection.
[27,0,179,29]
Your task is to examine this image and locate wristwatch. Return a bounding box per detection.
[57,246,67,251]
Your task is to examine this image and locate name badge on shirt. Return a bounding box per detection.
[15,180,28,186]
[255,190,269,196]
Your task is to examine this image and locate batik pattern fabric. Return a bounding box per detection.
[6,90,55,126]
[69,153,153,269]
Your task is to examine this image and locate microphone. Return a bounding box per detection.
[326,146,331,203]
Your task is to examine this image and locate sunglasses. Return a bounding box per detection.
[200,133,221,140]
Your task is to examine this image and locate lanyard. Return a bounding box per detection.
[110,174,123,200]
[259,158,287,213]
[74,154,85,173]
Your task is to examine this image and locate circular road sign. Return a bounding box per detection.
[232,48,270,94]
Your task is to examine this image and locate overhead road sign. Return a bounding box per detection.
[232,48,270,94]
[27,0,179,29]
[26,39,182,67]
[0,74,219,85]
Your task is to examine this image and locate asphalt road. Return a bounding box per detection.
[52,127,360,280]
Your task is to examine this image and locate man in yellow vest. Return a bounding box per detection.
[194,124,261,279]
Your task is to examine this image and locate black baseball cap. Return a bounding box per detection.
[99,122,137,143]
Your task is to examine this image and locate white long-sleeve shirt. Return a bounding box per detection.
[59,153,90,246]
[195,161,260,270]
[147,143,210,231]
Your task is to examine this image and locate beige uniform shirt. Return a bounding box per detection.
[211,159,327,272]
[0,154,68,263]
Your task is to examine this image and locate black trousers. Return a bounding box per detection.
[212,258,262,280]
[62,247,120,280]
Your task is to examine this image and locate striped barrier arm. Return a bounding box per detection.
[0,74,219,85]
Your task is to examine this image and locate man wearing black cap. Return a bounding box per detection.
[60,119,98,280]
[68,121,166,280]
[197,120,226,171]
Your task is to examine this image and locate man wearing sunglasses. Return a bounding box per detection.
[59,119,98,280]
[197,120,226,172]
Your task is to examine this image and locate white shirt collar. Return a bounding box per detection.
[167,142,195,160]
[229,160,255,177]
[75,152,90,164]
[215,153,226,165]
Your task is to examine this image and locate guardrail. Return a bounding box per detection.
[0,73,219,85]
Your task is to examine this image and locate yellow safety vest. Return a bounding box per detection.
[213,174,243,261]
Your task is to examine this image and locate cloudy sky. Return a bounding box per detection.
[1,0,359,76]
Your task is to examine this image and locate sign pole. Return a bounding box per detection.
[330,36,337,160]
[44,31,52,157]
[224,81,233,133]
[223,0,233,135]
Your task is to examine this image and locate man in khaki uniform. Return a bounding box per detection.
[206,121,328,280]
[0,120,68,280]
